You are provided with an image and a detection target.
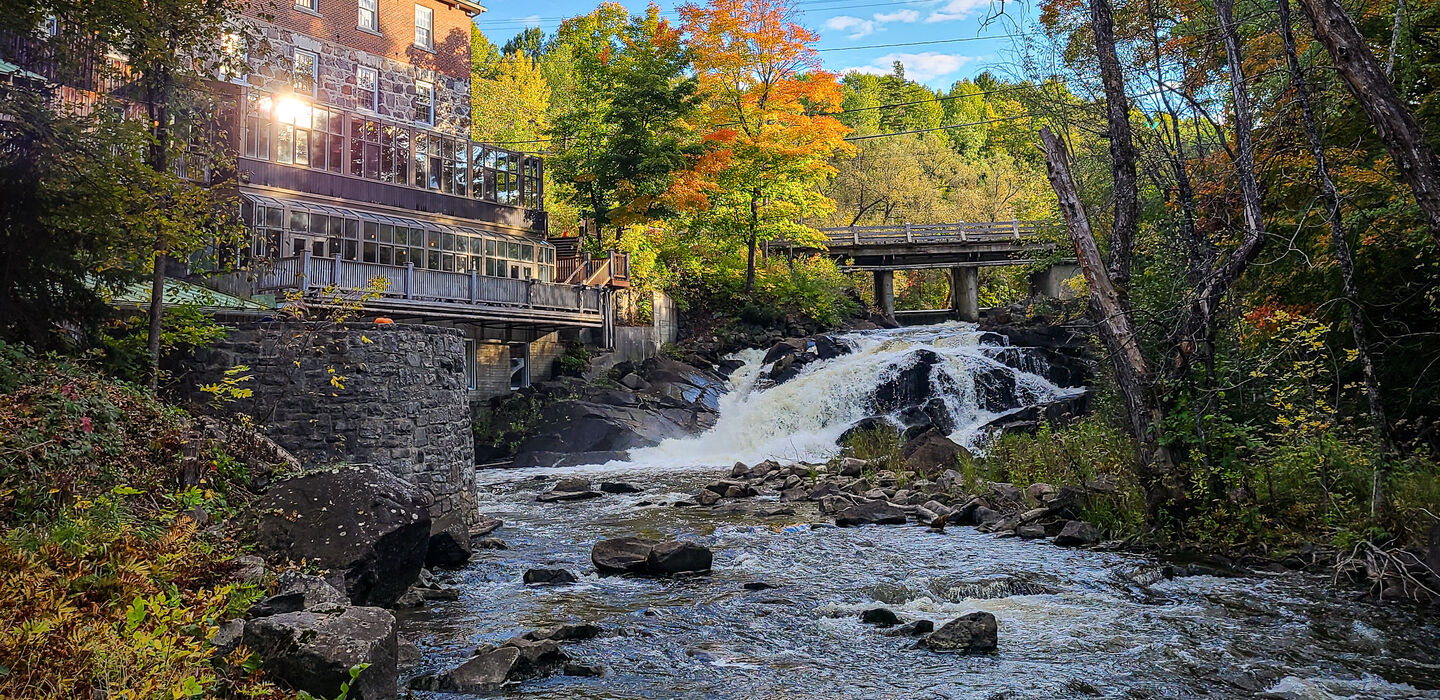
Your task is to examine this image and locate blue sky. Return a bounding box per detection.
[472,0,1031,91]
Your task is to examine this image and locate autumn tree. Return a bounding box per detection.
[680,0,852,293]
[472,49,551,146]
[548,4,702,247]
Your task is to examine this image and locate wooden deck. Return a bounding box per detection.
[774,221,1059,269]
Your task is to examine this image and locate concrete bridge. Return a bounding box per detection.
[772,221,1077,321]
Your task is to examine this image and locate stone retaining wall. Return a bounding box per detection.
[187,322,476,524]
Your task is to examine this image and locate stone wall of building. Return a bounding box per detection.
[241,14,470,137]
[186,322,477,524]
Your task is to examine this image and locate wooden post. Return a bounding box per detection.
[331,254,341,290]
[404,262,414,299]
[905,223,913,243]
[853,228,860,245]
[469,270,478,303]
[1012,219,1021,240]
[958,221,967,242]
[300,249,312,287]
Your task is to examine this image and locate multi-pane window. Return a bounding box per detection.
[358,0,377,31]
[357,66,377,111]
[275,103,343,171]
[243,94,273,159]
[414,80,434,125]
[292,49,318,97]
[414,5,434,49]
[249,204,284,260]
[350,117,412,183]
[295,0,317,11]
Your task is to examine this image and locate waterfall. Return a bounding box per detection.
[624,322,1083,468]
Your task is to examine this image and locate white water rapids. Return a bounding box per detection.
[621,322,1082,468]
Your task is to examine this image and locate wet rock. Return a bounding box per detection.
[210,618,245,658]
[563,662,605,677]
[538,479,603,503]
[619,373,650,391]
[474,537,508,550]
[859,607,901,627]
[249,465,431,608]
[243,606,397,700]
[591,536,658,574]
[397,635,422,668]
[412,639,567,694]
[873,349,943,412]
[903,428,971,477]
[744,582,776,591]
[972,506,1002,525]
[470,516,503,539]
[517,622,601,643]
[835,501,908,527]
[427,512,473,569]
[247,571,349,618]
[883,619,935,637]
[838,457,867,478]
[1055,520,1099,547]
[923,612,998,653]
[523,568,578,586]
[695,489,722,506]
[646,540,713,576]
[837,416,901,446]
[730,462,751,478]
[599,482,642,494]
[1017,524,1047,539]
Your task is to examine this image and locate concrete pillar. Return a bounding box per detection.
[1029,263,1083,300]
[873,269,895,318]
[950,266,979,322]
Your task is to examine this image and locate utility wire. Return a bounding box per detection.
[843,114,1037,141]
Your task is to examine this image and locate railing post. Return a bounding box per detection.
[526,280,533,306]
[958,221,967,242]
[853,228,860,245]
[469,269,478,303]
[331,254,341,289]
[404,262,414,299]
[300,249,312,288]
[1012,219,1020,240]
[905,223,913,243]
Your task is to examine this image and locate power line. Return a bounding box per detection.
[843,113,1037,140]
[815,35,1021,52]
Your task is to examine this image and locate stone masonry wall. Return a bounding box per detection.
[187,322,477,524]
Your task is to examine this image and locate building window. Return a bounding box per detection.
[414,5,434,49]
[508,343,528,390]
[357,66,378,111]
[292,49,318,97]
[295,0,318,12]
[275,102,343,172]
[41,15,58,37]
[463,339,477,390]
[358,0,378,31]
[414,80,433,125]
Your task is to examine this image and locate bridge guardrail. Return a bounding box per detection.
[768,220,1052,249]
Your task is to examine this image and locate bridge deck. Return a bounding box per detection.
[775,221,1058,270]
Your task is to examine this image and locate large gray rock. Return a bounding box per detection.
[413,639,568,694]
[923,612,998,653]
[903,428,971,477]
[242,606,398,700]
[250,466,431,607]
[246,571,348,618]
[646,540,713,576]
[834,501,908,527]
[591,536,658,574]
[1055,520,1099,546]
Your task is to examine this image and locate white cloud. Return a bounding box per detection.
[518,14,541,27]
[925,0,991,23]
[825,15,876,39]
[873,9,920,23]
[840,52,978,82]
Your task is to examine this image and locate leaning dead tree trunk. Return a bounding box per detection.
[1040,127,1181,518]
[1089,0,1140,290]
[1279,0,1393,514]
[1298,0,1440,235]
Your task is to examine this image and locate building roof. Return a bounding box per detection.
[109,277,273,312]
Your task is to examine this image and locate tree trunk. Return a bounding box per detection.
[1279,0,1393,515]
[744,188,760,293]
[1040,127,1181,518]
[1088,0,1140,290]
[1298,0,1440,235]
[145,68,174,392]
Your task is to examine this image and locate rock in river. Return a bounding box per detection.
[591,536,713,576]
[1055,520,1099,547]
[591,536,657,574]
[647,540,714,576]
[523,568,578,585]
[922,612,998,653]
[834,501,908,527]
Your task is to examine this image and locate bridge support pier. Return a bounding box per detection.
[950,266,979,322]
[873,270,895,318]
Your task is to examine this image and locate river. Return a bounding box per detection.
[400,324,1440,699]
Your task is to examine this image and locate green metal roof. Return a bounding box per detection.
[0,60,47,84]
[109,277,273,311]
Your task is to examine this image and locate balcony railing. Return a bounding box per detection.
[240,253,605,319]
[557,250,630,287]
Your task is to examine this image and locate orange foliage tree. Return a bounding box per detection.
[678,0,853,292]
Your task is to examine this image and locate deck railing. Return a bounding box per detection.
[251,253,603,315]
[557,250,630,286]
[815,221,1050,246]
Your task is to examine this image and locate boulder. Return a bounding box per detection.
[537,488,603,503]
[591,537,658,574]
[619,373,650,391]
[250,466,431,607]
[1426,524,1440,580]
[883,619,935,637]
[989,482,1025,506]
[923,612,998,653]
[972,506,1001,525]
[413,640,567,694]
[1055,520,1099,547]
[242,606,398,700]
[247,571,349,618]
[834,501,908,527]
[837,416,901,446]
[859,607,900,627]
[1026,483,1056,502]
[838,458,867,478]
[695,489,722,506]
[599,482,642,494]
[730,462,751,478]
[523,568,578,586]
[903,428,971,477]
[517,622,601,643]
[426,512,473,569]
[807,481,845,501]
[646,540,714,576]
[873,349,942,412]
[1017,525,1047,539]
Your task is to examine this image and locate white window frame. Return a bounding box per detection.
[414,79,434,125]
[414,5,434,50]
[41,15,58,37]
[358,0,378,32]
[295,0,318,12]
[357,66,378,111]
[293,49,318,97]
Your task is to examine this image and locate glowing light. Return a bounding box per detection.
[274,95,309,126]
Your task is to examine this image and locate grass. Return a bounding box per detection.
[0,343,292,699]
